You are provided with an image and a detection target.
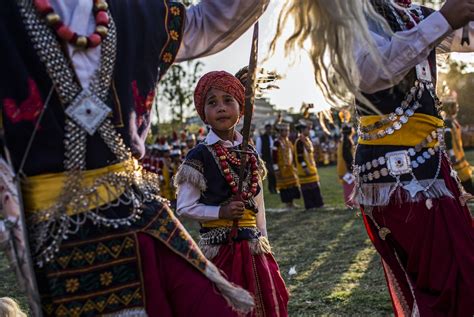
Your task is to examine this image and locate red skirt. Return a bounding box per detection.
[361,158,474,316]
[212,240,289,317]
[138,233,239,317]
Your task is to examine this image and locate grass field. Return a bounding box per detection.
[2,151,473,316]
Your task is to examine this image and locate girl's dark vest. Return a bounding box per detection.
[186,143,262,212]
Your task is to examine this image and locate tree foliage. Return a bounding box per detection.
[157,61,204,126]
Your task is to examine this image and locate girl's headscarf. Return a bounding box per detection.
[194,71,245,121]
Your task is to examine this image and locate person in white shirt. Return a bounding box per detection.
[273,0,474,315]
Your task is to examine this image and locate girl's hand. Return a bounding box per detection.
[219,201,245,220]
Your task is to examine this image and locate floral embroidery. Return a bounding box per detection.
[170,30,179,41]
[157,2,185,80]
[131,80,155,128]
[162,52,173,63]
[100,272,113,287]
[3,78,44,124]
[170,6,180,16]
[65,278,80,293]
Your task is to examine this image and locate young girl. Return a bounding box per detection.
[175,71,289,317]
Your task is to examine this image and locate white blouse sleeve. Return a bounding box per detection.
[176,183,220,221]
[176,0,270,62]
[355,11,452,93]
[254,181,267,236]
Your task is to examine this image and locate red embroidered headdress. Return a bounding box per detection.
[194,71,245,121]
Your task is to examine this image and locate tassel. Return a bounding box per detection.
[205,263,255,314]
[249,236,272,255]
[102,308,148,316]
[198,244,221,260]
[355,179,454,206]
[173,163,207,192]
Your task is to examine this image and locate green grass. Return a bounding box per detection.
[2,151,474,316]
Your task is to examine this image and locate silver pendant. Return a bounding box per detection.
[386,150,412,176]
[404,178,424,198]
[65,90,111,135]
[416,60,432,82]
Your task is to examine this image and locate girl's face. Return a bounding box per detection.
[203,88,241,132]
[280,128,289,138]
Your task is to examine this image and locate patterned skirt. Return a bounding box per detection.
[35,200,240,317]
[361,158,474,316]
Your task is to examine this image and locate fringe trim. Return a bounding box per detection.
[204,263,255,315]
[102,308,148,316]
[198,236,272,260]
[258,157,268,180]
[353,179,454,207]
[173,164,207,192]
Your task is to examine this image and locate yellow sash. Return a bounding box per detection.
[22,160,133,214]
[202,209,257,228]
[358,113,443,146]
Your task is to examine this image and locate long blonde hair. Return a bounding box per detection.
[0,298,27,317]
[270,0,392,108]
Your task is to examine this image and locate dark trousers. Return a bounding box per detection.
[265,161,277,193]
[301,182,324,209]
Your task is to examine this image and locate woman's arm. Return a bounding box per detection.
[176,0,269,61]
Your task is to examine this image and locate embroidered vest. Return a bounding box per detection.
[0,0,185,176]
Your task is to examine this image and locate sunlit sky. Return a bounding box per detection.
[191,1,474,113]
[197,1,330,113]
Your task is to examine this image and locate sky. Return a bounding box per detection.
[195,1,474,114]
[198,1,331,113]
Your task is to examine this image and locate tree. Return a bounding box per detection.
[157,60,204,126]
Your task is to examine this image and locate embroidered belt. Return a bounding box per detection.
[201,209,257,228]
[199,227,261,245]
[355,129,441,182]
[358,113,444,146]
[22,159,135,216]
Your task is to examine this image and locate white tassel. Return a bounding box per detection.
[102,308,148,316]
[204,263,255,314]
[355,179,454,207]
[174,164,207,192]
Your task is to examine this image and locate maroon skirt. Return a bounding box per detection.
[361,158,474,316]
[211,240,289,317]
[138,233,239,317]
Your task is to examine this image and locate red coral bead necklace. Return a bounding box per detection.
[214,143,260,201]
[33,0,110,49]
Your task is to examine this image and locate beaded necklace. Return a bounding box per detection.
[33,0,110,49]
[213,143,260,201]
